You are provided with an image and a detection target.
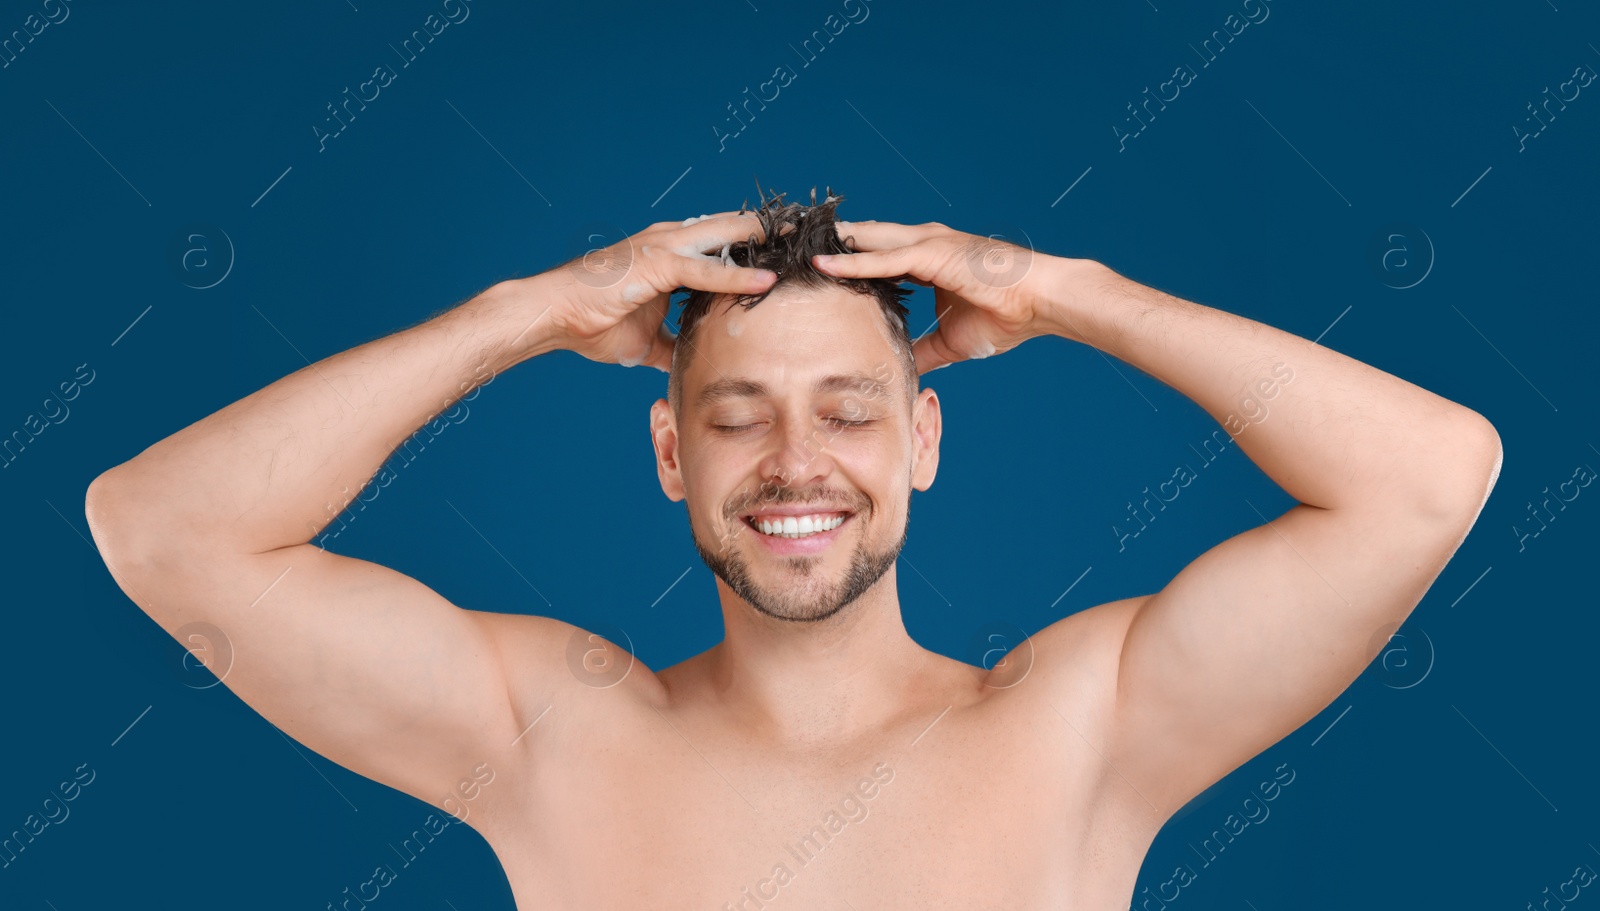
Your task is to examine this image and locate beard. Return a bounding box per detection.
[690,494,908,624]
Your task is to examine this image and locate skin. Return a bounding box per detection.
[85,213,1502,910]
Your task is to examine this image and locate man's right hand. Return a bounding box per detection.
[508,212,778,372]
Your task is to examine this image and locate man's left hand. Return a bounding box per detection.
[812,221,1099,374]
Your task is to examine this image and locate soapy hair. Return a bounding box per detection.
[668,182,917,412]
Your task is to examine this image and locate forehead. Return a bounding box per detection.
[683,284,903,404]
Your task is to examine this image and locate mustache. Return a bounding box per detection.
[728,485,868,517]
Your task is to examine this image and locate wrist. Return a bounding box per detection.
[443,276,565,373]
[1034,256,1115,345]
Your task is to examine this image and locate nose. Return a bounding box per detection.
[757,412,837,490]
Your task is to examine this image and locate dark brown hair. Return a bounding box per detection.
[667,183,917,412]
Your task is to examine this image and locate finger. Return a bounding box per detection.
[831,220,946,253]
[635,213,765,254]
[664,254,778,295]
[663,212,769,253]
[631,215,774,293]
[812,242,943,283]
[676,210,749,226]
[911,329,962,375]
[638,211,748,236]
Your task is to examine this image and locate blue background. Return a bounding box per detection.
[3,1,1597,908]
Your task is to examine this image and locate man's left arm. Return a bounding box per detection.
[816,227,1501,817]
[1042,260,1502,815]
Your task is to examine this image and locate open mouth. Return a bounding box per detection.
[741,511,853,539]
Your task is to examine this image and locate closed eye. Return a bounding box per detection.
[712,418,875,433]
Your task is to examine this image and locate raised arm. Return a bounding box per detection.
[814,223,1501,816]
[84,213,777,812]
[1043,259,1500,814]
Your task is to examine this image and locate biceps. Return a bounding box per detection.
[132,543,521,807]
[1107,503,1463,813]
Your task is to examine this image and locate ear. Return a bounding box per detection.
[910,387,941,491]
[650,398,686,501]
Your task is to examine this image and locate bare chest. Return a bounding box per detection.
[474,692,1157,910]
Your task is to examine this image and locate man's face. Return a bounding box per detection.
[650,284,940,623]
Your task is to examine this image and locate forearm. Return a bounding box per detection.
[93,279,558,555]
[1043,259,1498,517]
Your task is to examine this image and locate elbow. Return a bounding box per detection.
[86,467,175,615]
[85,467,123,546]
[1413,409,1502,529]
[85,466,160,573]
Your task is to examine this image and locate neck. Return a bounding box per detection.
[706,567,934,748]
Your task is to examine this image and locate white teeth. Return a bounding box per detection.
[749,513,846,538]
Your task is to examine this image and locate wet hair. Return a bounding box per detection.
[667,183,918,413]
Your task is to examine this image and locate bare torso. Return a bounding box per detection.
[81,211,1498,911]
[462,599,1162,911]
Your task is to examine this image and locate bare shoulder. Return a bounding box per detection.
[964,595,1168,833]
[467,614,668,778]
[470,611,668,714]
[995,595,1157,783]
[969,594,1154,746]
[1021,594,1152,698]
[449,612,668,830]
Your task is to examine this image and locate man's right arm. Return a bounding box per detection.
[83,213,778,814]
[83,279,579,811]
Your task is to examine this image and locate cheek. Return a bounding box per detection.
[833,440,912,505]
[680,450,752,516]
[846,425,913,468]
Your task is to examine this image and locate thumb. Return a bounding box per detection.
[911,330,960,375]
[643,315,677,373]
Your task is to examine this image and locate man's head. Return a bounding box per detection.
[649,187,942,625]
[667,187,918,412]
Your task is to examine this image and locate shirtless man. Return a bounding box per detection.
[84,189,1501,910]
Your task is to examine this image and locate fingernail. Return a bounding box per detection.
[814,255,834,268]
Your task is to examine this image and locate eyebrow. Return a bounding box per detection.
[695,372,887,409]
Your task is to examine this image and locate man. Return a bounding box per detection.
[85,187,1500,910]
